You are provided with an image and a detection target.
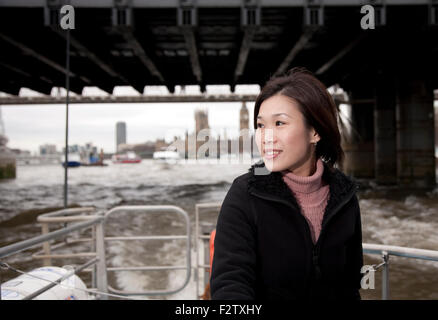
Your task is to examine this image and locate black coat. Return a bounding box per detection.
[210,160,364,300]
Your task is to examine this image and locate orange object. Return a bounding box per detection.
[209,229,216,275]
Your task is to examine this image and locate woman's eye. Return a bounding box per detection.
[276,121,285,126]
[257,123,264,128]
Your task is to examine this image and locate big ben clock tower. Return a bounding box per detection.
[239,102,249,154]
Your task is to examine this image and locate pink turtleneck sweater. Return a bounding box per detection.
[281,158,330,244]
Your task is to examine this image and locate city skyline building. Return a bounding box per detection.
[116,121,126,152]
[39,144,57,155]
[195,109,210,158]
[239,102,251,156]
[239,102,249,132]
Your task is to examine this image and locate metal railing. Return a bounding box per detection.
[2,204,438,300]
[0,208,108,300]
[33,207,98,270]
[103,205,191,296]
[31,206,108,297]
[0,205,192,300]
[362,243,438,300]
[194,202,222,299]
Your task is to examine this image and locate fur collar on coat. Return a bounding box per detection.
[246,159,359,228]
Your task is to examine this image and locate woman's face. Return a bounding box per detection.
[255,94,320,174]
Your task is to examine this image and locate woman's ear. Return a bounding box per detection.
[309,127,320,144]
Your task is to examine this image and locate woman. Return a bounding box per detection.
[210,67,363,300]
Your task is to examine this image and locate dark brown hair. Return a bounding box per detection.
[253,67,344,170]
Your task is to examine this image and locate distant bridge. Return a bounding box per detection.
[0,92,436,105]
[0,94,259,105]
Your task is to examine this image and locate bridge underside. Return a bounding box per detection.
[0,3,437,95]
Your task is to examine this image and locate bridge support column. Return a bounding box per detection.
[396,76,436,188]
[374,72,397,185]
[342,86,375,178]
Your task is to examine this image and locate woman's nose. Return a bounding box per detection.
[262,129,276,144]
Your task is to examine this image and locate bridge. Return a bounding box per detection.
[0,92,438,105]
[0,93,259,104]
[0,0,437,187]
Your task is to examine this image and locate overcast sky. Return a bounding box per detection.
[1,85,257,154]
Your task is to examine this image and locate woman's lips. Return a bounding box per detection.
[263,150,282,160]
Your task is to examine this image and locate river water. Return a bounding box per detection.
[0,159,437,300]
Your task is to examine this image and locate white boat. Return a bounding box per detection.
[152,147,181,163]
